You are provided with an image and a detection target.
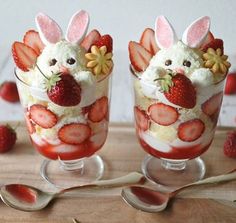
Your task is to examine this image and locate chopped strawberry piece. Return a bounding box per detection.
[178,119,205,142]
[23,30,45,55]
[140,28,160,55]
[134,106,149,131]
[82,104,93,115]
[202,92,223,116]
[224,131,236,158]
[129,41,152,72]
[148,103,179,126]
[201,38,224,53]
[12,42,38,71]
[93,34,113,52]
[25,113,36,134]
[80,29,101,52]
[88,96,109,122]
[29,104,58,129]
[0,81,19,103]
[58,123,91,145]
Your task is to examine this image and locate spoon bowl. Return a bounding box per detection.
[0,172,145,212]
[122,169,236,212]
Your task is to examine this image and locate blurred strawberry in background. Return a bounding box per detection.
[224,72,236,95]
[0,81,19,103]
[0,124,17,153]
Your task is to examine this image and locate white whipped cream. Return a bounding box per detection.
[74,71,97,107]
[140,131,172,153]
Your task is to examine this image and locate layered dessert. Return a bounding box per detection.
[129,16,230,160]
[12,10,113,160]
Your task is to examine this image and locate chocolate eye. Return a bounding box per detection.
[49,59,57,66]
[165,59,172,66]
[67,58,76,65]
[183,60,191,67]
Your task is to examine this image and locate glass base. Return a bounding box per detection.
[40,155,104,188]
[141,155,206,190]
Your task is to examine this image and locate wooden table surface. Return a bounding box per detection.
[0,122,235,223]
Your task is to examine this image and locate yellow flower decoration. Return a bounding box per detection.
[203,48,231,75]
[85,45,113,76]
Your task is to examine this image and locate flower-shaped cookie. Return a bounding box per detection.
[203,48,231,75]
[85,45,113,76]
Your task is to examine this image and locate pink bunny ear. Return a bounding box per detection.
[182,16,210,48]
[35,13,62,45]
[66,10,90,44]
[155,16,177,49]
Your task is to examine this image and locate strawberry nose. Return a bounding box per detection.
[175,68,185,74]
[60,66,70,74]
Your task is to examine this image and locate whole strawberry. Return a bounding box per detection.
[0,81,20,103]
[45,73,81,106]
[0,125,17,153]
[224,72,236,95]
[224,131,236,158]
[157,72,196,109]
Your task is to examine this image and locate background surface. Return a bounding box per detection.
[0,0,236,123]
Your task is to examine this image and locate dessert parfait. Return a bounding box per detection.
[12,10,113,186]
[128,16,230,186]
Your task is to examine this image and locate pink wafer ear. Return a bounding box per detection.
[182,16,210,48]
[66,10,90,44]
[35,13,62,45]
[155,16,177,49]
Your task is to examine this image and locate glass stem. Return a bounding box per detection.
[59,159,85,171]
[161,159,186,171]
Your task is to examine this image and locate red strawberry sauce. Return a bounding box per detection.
[138,136,213,160]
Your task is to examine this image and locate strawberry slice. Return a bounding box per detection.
[128,41,152,72]
[93,34,113,52]
[148,103,179,126]
[88,96,109,122]
[23,30,45,55]
[134,106,149,131]
[178,119,205,142]
[201,92,223,116]
[200,31,214,49]
[201,38,224,53]
[58,123,91,145]
[140,28,160,55]
[80,29,101,52]
[29,104,58,129]
[12,42,38,71]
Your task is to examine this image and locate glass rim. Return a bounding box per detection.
[14,68,31,87]
[14,67,112,89]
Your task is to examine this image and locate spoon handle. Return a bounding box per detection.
[60,172,145,194]
[172,168,236,197]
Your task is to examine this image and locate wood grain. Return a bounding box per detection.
[0,122,235,223]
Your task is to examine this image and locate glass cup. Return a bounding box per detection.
[131,66,225,189]
[15,69,111,188]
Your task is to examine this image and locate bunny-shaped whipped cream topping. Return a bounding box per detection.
[140,16,219,106]
[33,10,96,106]
[35,11,89,76]
[143,16,210,81]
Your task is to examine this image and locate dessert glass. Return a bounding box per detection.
[132,67,225,188]
[15,69,111,188]
[128,15,230,189]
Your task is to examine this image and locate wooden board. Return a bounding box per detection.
[0,122,235,223]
